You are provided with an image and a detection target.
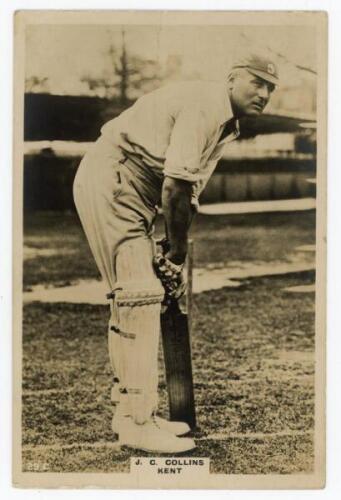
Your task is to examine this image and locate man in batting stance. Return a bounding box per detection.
[73,52,278,453]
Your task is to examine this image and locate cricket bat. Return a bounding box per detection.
[160,240,196,429]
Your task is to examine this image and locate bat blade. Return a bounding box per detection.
[161,299,196,429]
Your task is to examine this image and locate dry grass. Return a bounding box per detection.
[21,211,316,474]
[22,273,315,474]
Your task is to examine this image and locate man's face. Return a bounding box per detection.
[229,68,275,117]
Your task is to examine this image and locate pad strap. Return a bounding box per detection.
[106,284,164,306]
[110,325,136,340]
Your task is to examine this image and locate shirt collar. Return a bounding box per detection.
[235,118,240,138]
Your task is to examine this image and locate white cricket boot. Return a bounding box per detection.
[112,393,191,436]
[116,416,196,453]
[112,412,190,436]
[153,416,191,436]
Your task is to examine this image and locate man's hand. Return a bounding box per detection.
[153,253,187,302]
[165,250,186,266]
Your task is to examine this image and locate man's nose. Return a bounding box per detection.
[258,85,270,101]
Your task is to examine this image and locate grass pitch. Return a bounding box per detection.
[22,211,316,474]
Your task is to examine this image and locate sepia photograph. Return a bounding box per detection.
[12,10,327,489]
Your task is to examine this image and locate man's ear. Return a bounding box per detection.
[227,74,234,91]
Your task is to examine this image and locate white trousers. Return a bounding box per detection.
[73,135,165,423]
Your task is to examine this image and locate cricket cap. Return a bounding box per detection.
[230,52,279,86]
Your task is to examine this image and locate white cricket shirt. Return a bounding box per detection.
[100,81,240,206]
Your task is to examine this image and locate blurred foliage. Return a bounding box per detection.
[81,30,165,103]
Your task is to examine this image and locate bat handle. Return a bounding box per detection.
[186,239,194,333]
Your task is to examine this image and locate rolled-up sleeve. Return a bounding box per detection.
[164,103,211,183]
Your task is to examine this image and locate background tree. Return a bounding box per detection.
[81,30,176,102]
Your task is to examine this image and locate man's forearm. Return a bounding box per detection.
[162,176,194,264]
